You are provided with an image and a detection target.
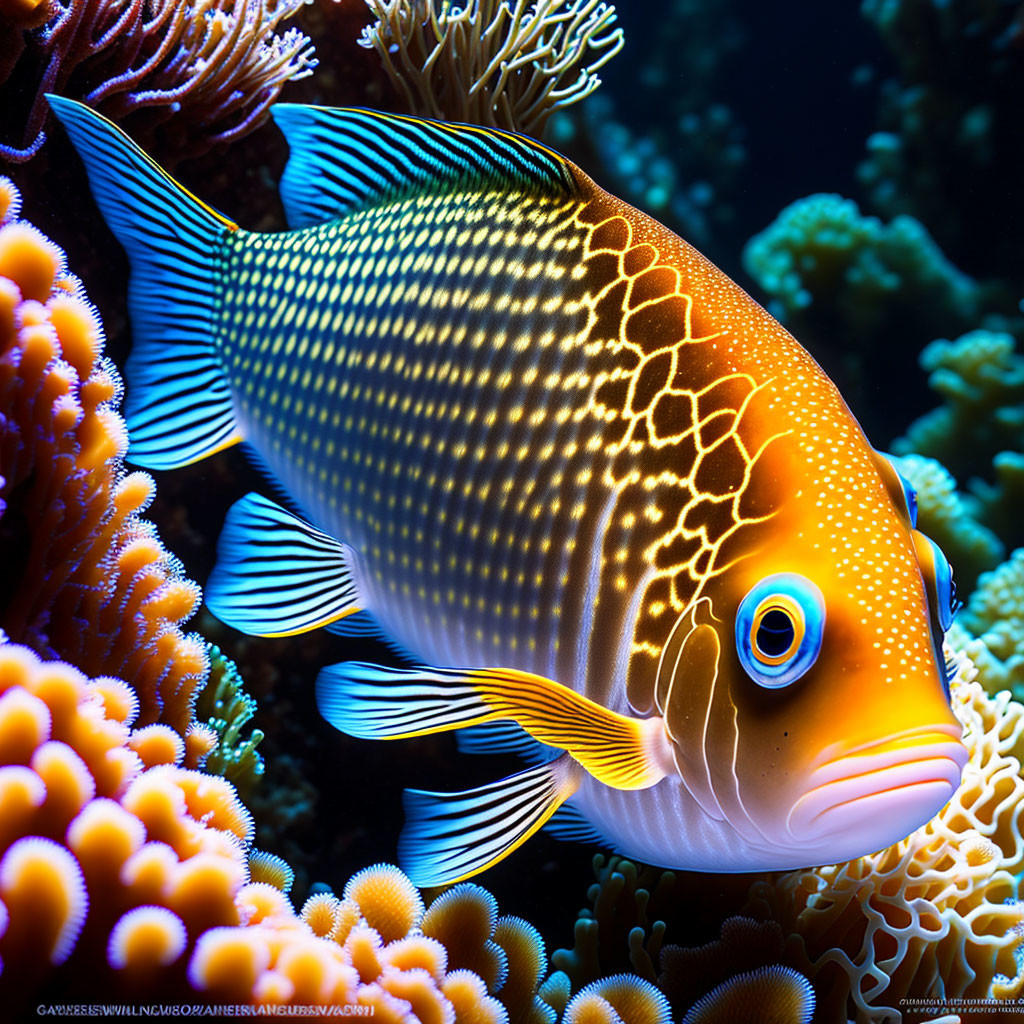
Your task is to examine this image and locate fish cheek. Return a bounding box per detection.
[729,667,815,820]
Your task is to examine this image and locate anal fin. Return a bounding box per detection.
[206,493,360,636]
[399,754,579,886]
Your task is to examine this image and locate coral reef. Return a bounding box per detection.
[0,0,317,163]
[552,856,675,989]
[890,453,1002,592]
[747,639,1024,1023]
[742,192,981,344]
[892,330,1024,488]
[194,644,264,797]
[0,176,206,734]
[0,640,254,1001]
[359,0,623,137]
[956,550,1024,702]
[858,0,1024,281]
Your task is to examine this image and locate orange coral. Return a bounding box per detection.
[0,174,206,735]
[0,640,251,1002]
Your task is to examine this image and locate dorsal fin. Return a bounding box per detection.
[270,105,579,229]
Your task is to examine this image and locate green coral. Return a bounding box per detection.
[195,644,265,795]
[890,453,1003,590]
[955,549,1024,700]
[552,855,675,989]
[971,451,1024,554]
[742,193,980,332]
[858,0,1024,282]
[892,330,1024,483]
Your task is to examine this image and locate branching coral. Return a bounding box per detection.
[890,453,1003,591]
[359,0,623,137]
[0,176,206,734]
[858,0,1024,281]
[194,644,264,796]
[746,641,1024,1023]
[742,192,981,339]
[0,0,317,163]
[956,550,1024,702]
[892,330,1024,486]
[552,856,675,990]
[0,639,253,1001]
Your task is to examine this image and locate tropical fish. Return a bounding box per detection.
[50,96,968,887]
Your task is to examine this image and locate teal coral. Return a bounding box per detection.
[956,549,1024,700]
[194,644,265,796]
[742,192,980,333]
[892,330,1024,483]
[858,0,1024,280]
[552,855,675,989]
[890,453,1003,590]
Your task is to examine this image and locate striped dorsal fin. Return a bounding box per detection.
[270,105,579,229]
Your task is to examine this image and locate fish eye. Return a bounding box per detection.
[874,451,918,528]
[735,573,825,689]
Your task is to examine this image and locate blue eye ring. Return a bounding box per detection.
[735,573,825,689]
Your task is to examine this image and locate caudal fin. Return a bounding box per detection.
[47,96,243,469]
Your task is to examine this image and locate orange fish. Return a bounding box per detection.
[51,97,967,886]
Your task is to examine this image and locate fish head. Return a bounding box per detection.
[657,440,967,868]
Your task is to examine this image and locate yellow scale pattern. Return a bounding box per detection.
[213,175,936,727]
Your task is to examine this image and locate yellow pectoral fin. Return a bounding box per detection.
[316,660,674,791]
[470,668,673,790]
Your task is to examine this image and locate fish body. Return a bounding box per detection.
[51,98,967,884]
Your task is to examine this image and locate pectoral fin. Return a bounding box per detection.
[316,661,673,791]
[399,754,580,886]
[206,493,361,636]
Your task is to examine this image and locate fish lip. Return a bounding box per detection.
[804,722,965,783]
[787,725,968,846]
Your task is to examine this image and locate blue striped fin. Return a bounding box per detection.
[399,755,577,886]
[206,493,359,637]
[456,721,559,764]
[316,662,489,740]
[47,95,241,470]
[271,105,579,229]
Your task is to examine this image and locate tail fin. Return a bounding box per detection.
[47,96,243,469]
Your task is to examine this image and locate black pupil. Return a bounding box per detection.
[757,609,795,658]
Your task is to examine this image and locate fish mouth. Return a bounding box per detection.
[787,724,967,861]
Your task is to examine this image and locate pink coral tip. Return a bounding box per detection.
[565,976,671,1024]
[0,222,63,302]
[66,797,146,885]
[31,741,96,830]
[441,969,509,1024]
[236,882,294,926]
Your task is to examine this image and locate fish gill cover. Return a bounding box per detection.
[0,1,1022,1022]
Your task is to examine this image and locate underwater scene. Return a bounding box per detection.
[1,1,1023,1021]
